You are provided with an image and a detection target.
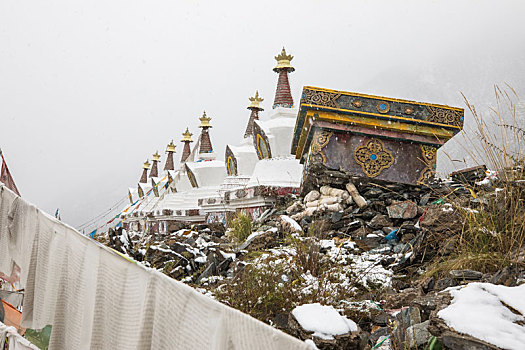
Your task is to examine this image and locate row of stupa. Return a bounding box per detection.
[121,48,302,232]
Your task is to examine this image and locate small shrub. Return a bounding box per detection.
[213,242,356,325]
[289,236,323,277]
[228,213,252,243]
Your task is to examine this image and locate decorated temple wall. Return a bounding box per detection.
[309,129,436,186]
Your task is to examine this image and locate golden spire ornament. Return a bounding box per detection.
[166,140,176,153]
[199,110,212,128]
[152,151,161,161]
[248,91,264,109]
[142,160,151,169]
[181,127,194,142]
[273,47,295,72]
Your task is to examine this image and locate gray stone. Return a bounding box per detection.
[393,243,406,253]
[434,277,458,291]
[405,320,431,347]
[450,269,483,280]
[197,261,217,282]
[331,211,344,223]
[369,214,393,229]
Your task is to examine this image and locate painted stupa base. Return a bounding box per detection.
[201,184,300,225]
[292,86,465,187]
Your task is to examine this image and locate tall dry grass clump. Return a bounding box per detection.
[448,85,525,272]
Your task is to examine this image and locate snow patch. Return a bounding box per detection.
[438,282,525,350]
[292,303,358,340]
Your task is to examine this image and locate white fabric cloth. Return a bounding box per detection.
[0,321,39,350]
[0,186,18,276]
[0,184,310,350]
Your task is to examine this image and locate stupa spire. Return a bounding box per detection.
[198,111,213,154]
[150,151,160,177]
[180,128,193,163]
[164,140,176,171]
[139,160,150,183]
[245,91,264,138]
[272,47,295,109]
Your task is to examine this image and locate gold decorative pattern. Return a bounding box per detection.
[310,130,333,164]
[426,106,463,127]
[256,134,271,159]
[404,107,414,115]
[352,100,363,108]
[302,89,341,108]
[227,156,237,176]
[417,144,438,184]
[354,139,394,177]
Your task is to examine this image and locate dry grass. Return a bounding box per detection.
[428,86,525,276]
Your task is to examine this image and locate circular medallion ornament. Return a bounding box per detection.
[404,107,414,115]
[376,101,390,114]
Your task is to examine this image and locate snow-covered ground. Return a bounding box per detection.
[438,282,525,350]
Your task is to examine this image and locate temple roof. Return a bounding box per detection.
[292,86,465,157]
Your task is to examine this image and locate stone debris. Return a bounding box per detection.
[98,166,525,350]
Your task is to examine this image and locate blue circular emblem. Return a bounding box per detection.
[380,103,387,110]
[370,154,377,160]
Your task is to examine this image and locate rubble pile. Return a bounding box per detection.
[103,224,236,283]
[99,167,525,350]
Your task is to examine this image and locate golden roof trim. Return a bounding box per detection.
[302,86,463,111]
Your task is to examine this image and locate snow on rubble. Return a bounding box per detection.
[292,303,358,340]
[438,282,525,350]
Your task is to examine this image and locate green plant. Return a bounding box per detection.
[228,213,253,243]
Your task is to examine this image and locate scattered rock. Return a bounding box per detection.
[368,214,393,229]
[387,200,418,219]
[405,320,431,347]
[434,277,458,291]
[449,269,483,280]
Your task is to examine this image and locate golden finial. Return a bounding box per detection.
[199,110,212,128]
[248,91,264,109]
[166,140,176,153]
[152,151,161,161]
[181,127,194,142]
[142,160,151,169]
[273,47,295,72]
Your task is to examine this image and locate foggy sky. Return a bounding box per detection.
[1,0,524,230]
